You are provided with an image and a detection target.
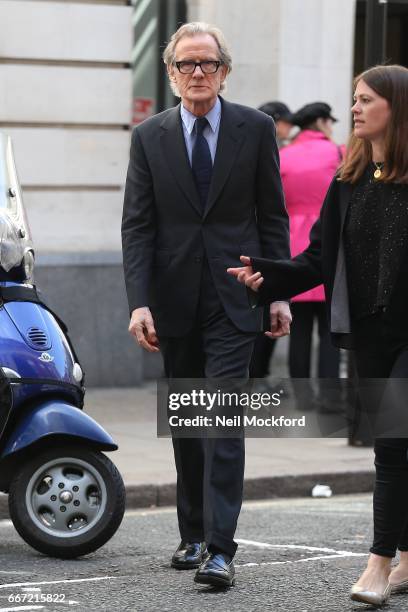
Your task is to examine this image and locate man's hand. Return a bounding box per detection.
[129,306,159,352]
[266,301,292,338]
[227,257,291,336]
[227,255,264,292]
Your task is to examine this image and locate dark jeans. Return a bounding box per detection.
[353,313,408,557]
[159,260,256,558]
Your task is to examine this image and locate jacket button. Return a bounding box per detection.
[194,256,202,263]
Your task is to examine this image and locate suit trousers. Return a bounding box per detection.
[159,260,257,558]
[352,312,408,557]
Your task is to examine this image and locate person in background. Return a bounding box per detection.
[249,101,294,382]
[281,103,341,404]
[258,101,294,147]
[228,64,408,607]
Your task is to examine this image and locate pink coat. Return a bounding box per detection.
[280,130,344,301]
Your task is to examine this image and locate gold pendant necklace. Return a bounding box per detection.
[373,162,384,180]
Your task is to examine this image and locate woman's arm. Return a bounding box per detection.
[252,212,323,304]
[228,186,331,305]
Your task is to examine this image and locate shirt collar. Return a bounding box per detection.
[180,97,222,134]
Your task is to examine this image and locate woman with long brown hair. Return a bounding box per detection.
[228,64,408,606]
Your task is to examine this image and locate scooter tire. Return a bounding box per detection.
[8,446,125,559]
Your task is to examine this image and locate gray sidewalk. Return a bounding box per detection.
[86,385,375,508]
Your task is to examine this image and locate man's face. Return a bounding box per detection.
[168,34,228,112]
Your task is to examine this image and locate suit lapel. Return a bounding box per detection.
[204,98,245,218]
[160,100,246,218]
[160,105,202,216]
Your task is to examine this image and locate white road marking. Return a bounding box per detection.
[0,607,44,611]
[236,538,363,555]
[241,495,372,509]
[237,553,367,568]
[0,521,13,528]
[235,538,367,567]
[126,508,175,517]
[0,504,370,591]
[0,577,117,590]
[0,541,367,595]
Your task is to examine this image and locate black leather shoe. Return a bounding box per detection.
[171,541,208,570]
[194,553,235,587]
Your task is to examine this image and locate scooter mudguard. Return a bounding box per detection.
[1,400,118,458]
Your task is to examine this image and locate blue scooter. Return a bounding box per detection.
[0,133,125,558]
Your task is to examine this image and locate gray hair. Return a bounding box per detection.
[163,22,232,96]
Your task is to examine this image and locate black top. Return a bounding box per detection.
[343,164,408,321]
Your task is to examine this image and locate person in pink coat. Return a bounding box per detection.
[281,103,342,401]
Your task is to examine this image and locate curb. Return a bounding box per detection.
[0,471,374,521]
[125,470,375,508]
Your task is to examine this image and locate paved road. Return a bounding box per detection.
[0,494,406,612]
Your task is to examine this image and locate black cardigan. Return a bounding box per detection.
[250,176,408,349]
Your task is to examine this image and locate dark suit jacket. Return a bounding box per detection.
[122,97,290,337]
[251,176,408,349]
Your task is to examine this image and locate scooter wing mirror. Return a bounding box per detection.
[0,210,27,274]
[0,132,34,282]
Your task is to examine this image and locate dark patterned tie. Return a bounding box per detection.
[192,116,212,211]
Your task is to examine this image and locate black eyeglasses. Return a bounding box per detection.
[175,60,223,74]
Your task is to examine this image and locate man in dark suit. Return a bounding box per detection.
[122,21,291,587]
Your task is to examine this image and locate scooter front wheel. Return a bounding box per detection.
[8,446,125,558]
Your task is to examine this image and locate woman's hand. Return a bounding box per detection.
[227,255,264,292]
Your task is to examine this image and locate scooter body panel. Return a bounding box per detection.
[1,400,117,459]
[0,133,125,557]
[0,283,77,386]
